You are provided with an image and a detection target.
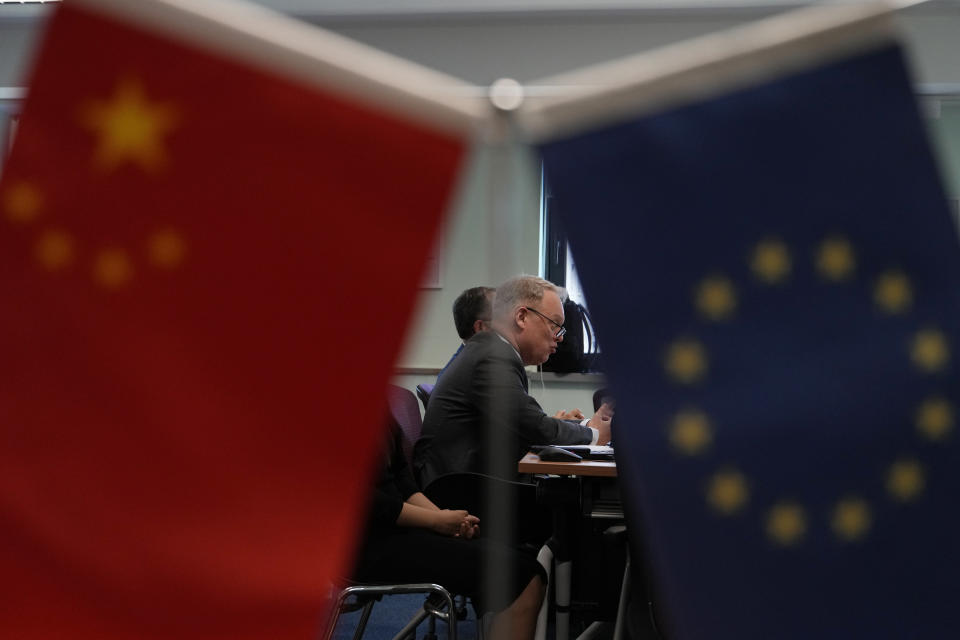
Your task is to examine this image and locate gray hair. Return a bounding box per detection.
[493,275,560,322]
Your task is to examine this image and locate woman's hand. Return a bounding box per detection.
[430,509,480,538]
[458,516,479,539]
[397,499,480,537]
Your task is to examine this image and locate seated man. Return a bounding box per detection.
[440,285,588,422]
[437,286,494,379]
[414,275,611,488]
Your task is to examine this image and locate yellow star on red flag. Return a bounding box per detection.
[79,78,179,173]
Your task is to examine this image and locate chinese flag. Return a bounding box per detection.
[0,2,468,638]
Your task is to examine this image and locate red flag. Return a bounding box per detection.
[0,2,471,637]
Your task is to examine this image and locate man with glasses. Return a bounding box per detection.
[414,275,612,489]
[441,285,586,423]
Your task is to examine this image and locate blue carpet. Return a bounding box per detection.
[329,593,480,640]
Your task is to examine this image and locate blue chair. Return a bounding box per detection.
[415,383,434,413]
[323,582,458,640]
[387,384,423,466]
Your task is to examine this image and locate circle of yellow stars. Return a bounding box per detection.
[661,233,950,547]
[1,77,185,289]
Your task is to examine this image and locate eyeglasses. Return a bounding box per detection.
[523,306,567,339]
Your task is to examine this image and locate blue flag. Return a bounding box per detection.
[537,13,960,640]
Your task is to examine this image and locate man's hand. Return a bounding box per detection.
[553,408,586,421]
[430,509,480,538]
[588,402,614,445]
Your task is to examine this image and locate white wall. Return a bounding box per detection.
[394,140,543,371]
[392,371,603,419]
[0,21,42,88]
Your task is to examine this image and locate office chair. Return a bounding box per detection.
[324,385,472,640]
[322,582,459,640]
[387,384,423,467]
[415,382,434,412]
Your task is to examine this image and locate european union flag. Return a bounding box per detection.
[536,6,960,639]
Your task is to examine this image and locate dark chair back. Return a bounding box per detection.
[415,383,434,412]
[386,384,422,467]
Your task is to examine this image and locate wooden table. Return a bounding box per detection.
[518,452,618,478]
[519,452,621,640]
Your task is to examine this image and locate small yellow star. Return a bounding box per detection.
[765,501,806,546]
[706,468,749,515]
[79,78,178,173]
[35,229,74,271]
[147,228,186,269]
[695,275,737,321]
[3,181,43,224]
[831,496,872,542]
[93,248,134,289]
[874,270,912,314]
[915,396,953,441]
[751,238,791,284]
[815,236,856,281]
[669,410,712,456]
[886,459,924,502]
[664,339,708,384]
[910,328,949,373]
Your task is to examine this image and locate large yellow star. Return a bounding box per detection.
[79,78,178,173]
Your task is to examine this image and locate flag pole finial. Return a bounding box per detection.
[489,77,525,112]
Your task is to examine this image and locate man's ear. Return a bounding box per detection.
[514,306,528,330]
[473,318,486,335]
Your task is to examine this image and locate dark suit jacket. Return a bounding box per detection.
[413,330,593,488]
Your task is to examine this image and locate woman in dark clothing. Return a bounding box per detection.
[353,426,546,640]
